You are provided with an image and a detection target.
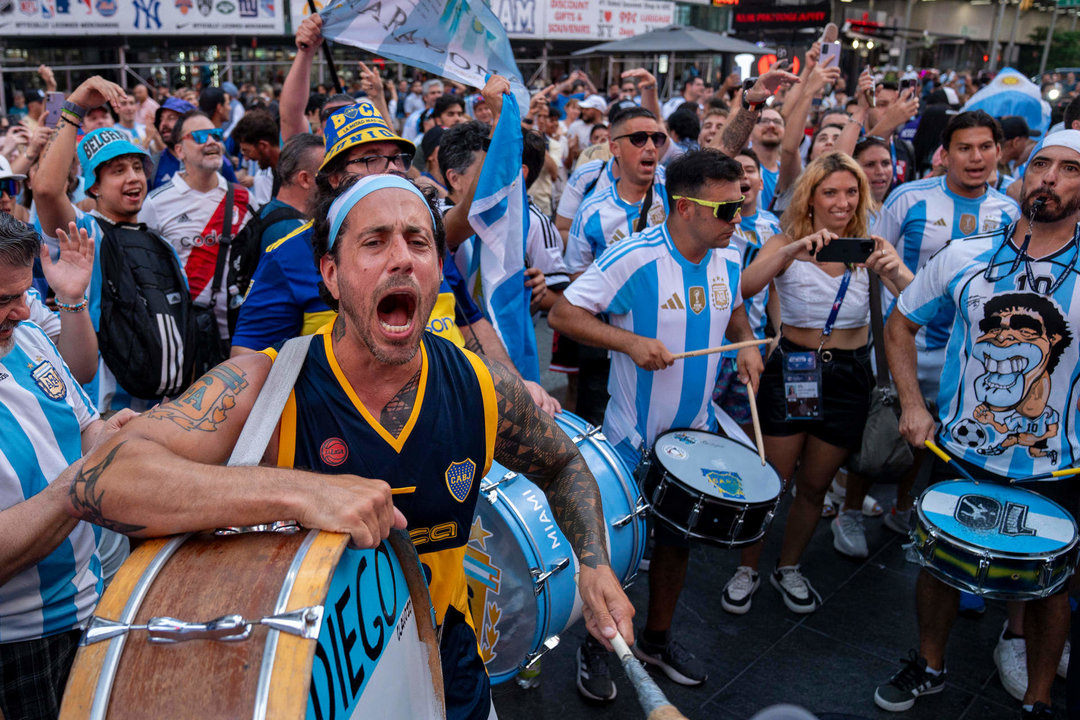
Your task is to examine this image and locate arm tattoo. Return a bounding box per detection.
[144,363,249,432]
[463,324,484,355]
[68,441,147,534]
[487,360,609,569]
[380,368,421,436]
[718,106,758,157]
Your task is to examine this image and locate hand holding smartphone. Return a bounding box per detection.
[812,238,875,264]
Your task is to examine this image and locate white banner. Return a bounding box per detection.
[0,0,284,35]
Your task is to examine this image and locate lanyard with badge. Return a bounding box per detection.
[783,265,853,420]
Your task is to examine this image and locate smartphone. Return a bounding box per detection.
[43,91,64,128]
[864,66,876,108]
[900,78,917,92]
[813,238,875,264]
[820,42,841,69]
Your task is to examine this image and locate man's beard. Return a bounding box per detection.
[1022,188,1080,223]
[339,276,437,366]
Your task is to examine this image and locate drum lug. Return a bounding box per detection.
[531,557,570,596]
[918,530,938,562]
[259,605,324,640]
[976,554,991,590]
[215,520,301,535]
[686,496,704,534]
[82,606,326,645]
[522,635,561,669]
[481,471,519,503]
[571,426,607,446]
[613,497,651,528]
[147,614,253,643]
[83,616,132,645]
[1038,559,1054,590]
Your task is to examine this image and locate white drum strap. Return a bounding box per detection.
[227,334,315,467]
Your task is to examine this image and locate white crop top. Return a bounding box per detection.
[774,260,871,330]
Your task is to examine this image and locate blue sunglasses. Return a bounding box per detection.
[183,128,225,144]
[0,179,21,197]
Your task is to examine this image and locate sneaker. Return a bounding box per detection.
[769,564,822,614]
[721,566,760,615]
[1022,702,1055,719]
[832,510,869,558]
[994,624,1027,701]
[1058,639,1070,679]
[631,635,707,685]
[883,505,913,535]
[873,650,947,712]
[958,591,986,618]
[576,637,616,701]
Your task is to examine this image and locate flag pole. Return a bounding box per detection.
[308,0,343,93]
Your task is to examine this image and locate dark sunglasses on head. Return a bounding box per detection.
[0,178,21,197]
[184,128,225,144]
[672,194,745,222]
[613,131,668,148]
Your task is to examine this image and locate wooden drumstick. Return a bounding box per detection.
[671,337,772,361]
[610,633,689,720]
[745,381,766,466]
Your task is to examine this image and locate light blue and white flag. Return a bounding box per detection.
[319,0,529,112]
[465,97,540,382]
[962,68,1052,138]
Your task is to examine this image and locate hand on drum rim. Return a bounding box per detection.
[577,564,635,651]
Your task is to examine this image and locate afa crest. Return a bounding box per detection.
[710,280,730,311]
[445,458,476,502]
[31,360,66,401]
[702,469,745,499]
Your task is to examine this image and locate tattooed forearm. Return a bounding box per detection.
[487,360,608,569]
[463,324,484,354]
[718,106,758,158]
[380,368,421,436]
[68,441,147,534]
[144,362,249,432]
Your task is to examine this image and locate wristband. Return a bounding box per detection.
[58,114,81,130]
[56,296,88,313]
[61,100,87,120]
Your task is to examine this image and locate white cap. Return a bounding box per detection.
[0,155,26,181]
[580,94,608,112]
[1040,129,1080,157]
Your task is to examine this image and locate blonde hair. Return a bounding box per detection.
[780,152,875,241]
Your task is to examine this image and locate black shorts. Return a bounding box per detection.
[757,338,874,451]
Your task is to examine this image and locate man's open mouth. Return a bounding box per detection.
[376,291,418,336]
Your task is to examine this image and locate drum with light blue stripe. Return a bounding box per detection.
[913,480,1079,599]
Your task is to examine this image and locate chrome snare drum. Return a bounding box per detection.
[912,480,1080,599]
[464,411,647,684]
[641,429,783,546]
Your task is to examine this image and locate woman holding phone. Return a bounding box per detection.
[722,153,912,615]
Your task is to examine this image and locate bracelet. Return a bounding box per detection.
[60,107,82,123]
[61,100,87,120]
[639,83,656,90]
[58,114,81,130]
[56,296,88,313]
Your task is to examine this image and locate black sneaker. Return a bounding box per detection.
[631,635,707,685]
[1022,702,1055,719]
[576,637,616,701]
[874,650,946,712]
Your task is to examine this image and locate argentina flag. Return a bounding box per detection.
[962,68,1052,138]
[318,0,529,112]
[465,97,541,382]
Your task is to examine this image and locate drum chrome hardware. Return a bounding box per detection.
[215,520,300,535]
[613,497,651,528]
[522,636,561,669]
[686,497,704,535]
[531,558,570,595]
[730,509,746,540]
[82,606,325,645]
[570,426,606,445]
[977,555,991,588]
[918,530,938,562]
[482,471,519,503]
[1039,558,1054,589]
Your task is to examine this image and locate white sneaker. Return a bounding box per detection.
[721,566,760,615]
[994,624,1028,701]
[1059,638,1071,679]
[832,509,869,558]
[769,564,821,614]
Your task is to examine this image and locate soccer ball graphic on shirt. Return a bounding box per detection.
[951,418,989,450]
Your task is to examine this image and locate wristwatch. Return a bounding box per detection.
[741,78,763,111]
[61,100,87,120]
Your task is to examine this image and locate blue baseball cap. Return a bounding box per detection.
[77,127,150,191]
[321,99,414,171]
[154,97,196,129]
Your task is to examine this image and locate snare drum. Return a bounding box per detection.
[641,429,783,546]
[464,411,647,684]
[912,480,1080,599]
[60,530,444,719]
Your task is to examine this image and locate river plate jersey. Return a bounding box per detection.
[897,225,1080,477]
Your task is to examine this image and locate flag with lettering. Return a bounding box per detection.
[464,96,540,382]
[319,0,529,110]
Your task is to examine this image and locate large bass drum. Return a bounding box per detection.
[60,529,444,719]
[464,411,648,684]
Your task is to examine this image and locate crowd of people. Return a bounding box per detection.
[2,14,1080,720]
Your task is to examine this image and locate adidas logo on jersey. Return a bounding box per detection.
[661,293,685,310]
[0,371,8,382]
[932,218,947,227]
[177,212,192,223]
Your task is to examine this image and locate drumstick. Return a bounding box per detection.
[671,337,772,361]
[1010,467,1080,484]
[610,633,689,720]
[923,440,976,482]
[745,381,766,466]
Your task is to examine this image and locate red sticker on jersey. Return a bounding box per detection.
[320,437,349,466]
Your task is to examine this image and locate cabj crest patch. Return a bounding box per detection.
[445,458,476,502]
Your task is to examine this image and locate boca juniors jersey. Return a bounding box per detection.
[897,224,1080,477]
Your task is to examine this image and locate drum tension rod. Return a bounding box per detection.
[531,557,570,596]
[613,497,651,527]
[81,606,325,646]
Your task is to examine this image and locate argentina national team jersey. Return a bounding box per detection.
[897,224,1080,478]
[565,175,670,274]
[563,223,743,450]
[727,208,781,348]
[556,158,616,222]
[0,323,102,642]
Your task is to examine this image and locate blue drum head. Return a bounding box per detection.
[653,430,782,504]
[919,480,1077,554]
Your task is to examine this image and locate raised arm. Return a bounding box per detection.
[357,61,393,126]
[280,15,324,141]
[835,67,873,158]
[621,69,660,120]
[867,86,919,140]
[777,62,840,194]
[716,68,800,158]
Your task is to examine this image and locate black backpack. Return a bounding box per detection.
[226,201,306,335]
[94,217,197,400]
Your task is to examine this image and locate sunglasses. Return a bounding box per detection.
[183,128,225,144]
[613,131,668,148]
[0,179,20,197]
[672,194,745,222]
[343,152,414,174]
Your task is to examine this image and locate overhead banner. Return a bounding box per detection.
[732,0,829,31]
[0,0,284,35]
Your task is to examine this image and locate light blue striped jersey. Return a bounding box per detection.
[873,175,1020,351]
[0,322,102,642]
[565,176,670,274]
[555,158,615,221]
[896,224,1080,477]
[562,223,743,450]
[725,208,782,354]
[760,165,779,212]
